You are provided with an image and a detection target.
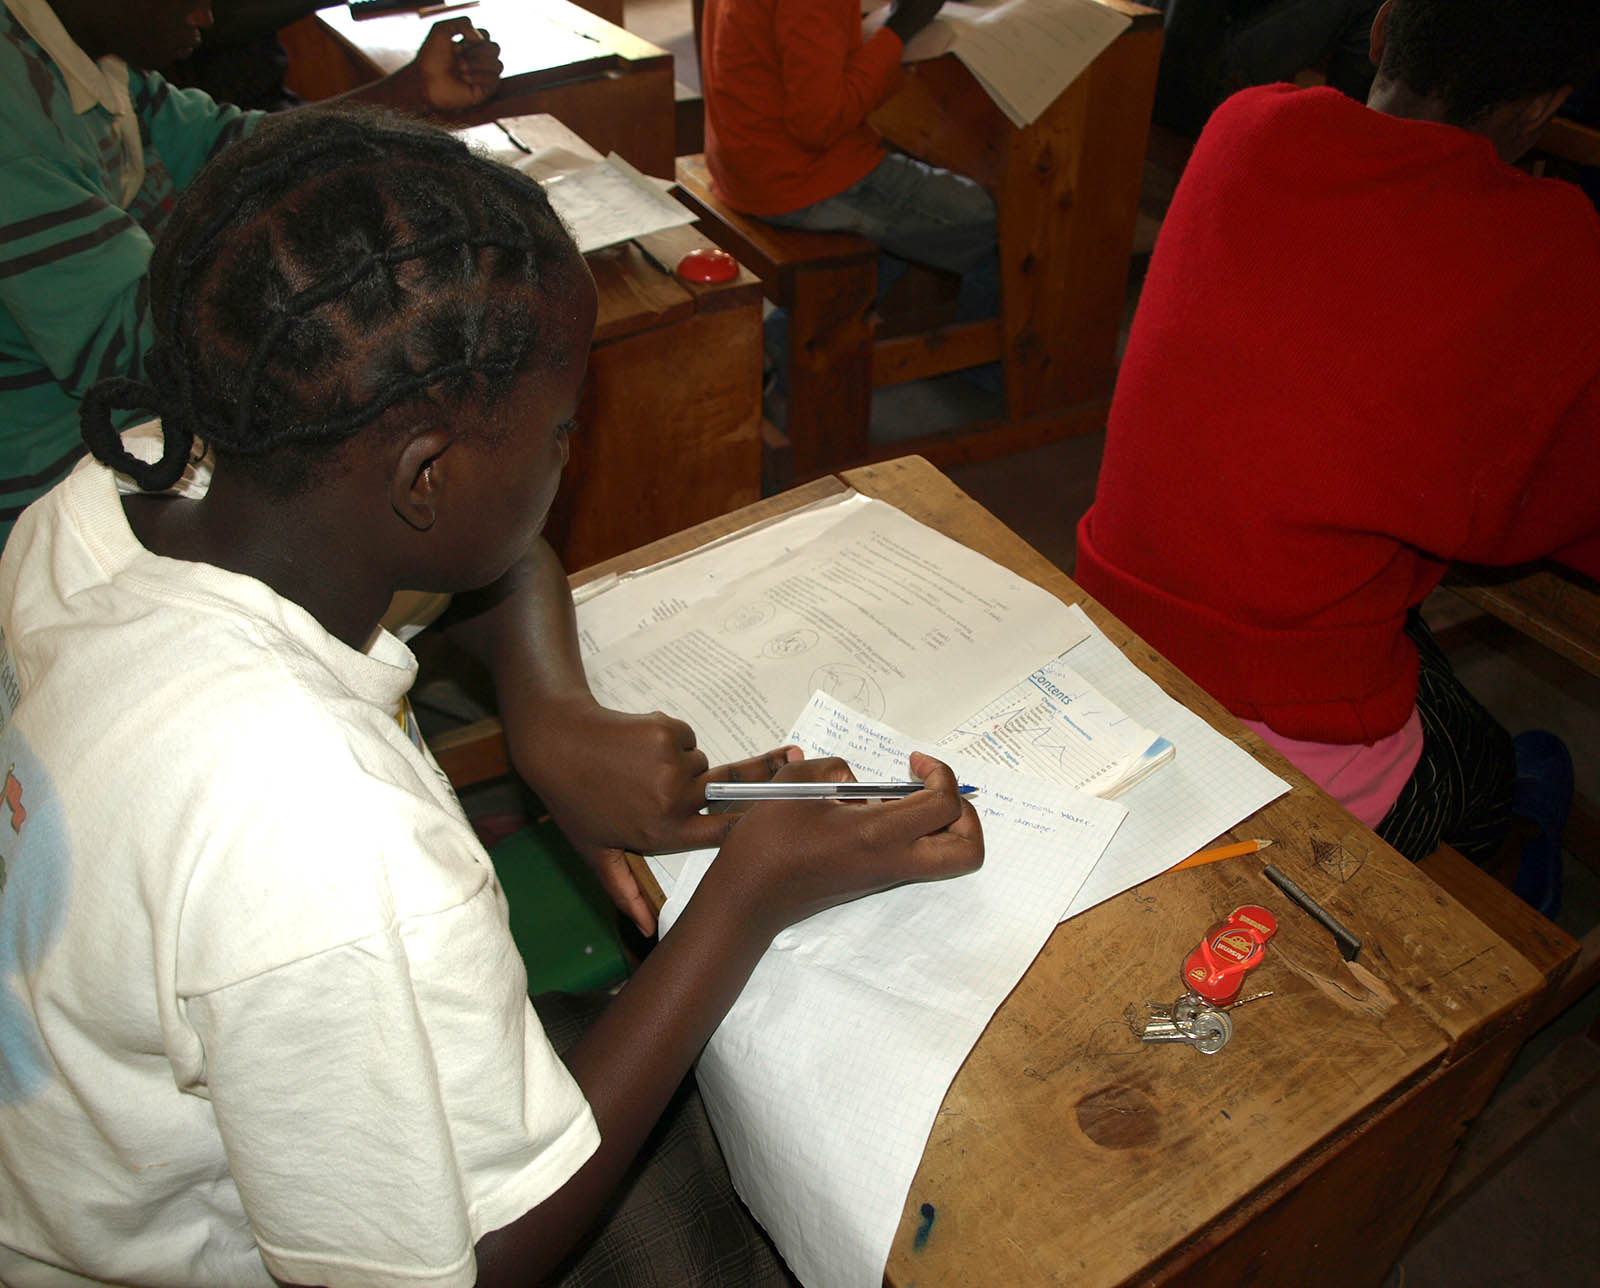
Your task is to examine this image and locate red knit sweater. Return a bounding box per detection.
[701,0,904,216]
[1077,86,1600,745]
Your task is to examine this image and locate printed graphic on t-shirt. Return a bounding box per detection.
[0,731,69,1104]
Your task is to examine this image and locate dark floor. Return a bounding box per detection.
[627,3,1600,1279]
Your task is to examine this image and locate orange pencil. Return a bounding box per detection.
[1168,837,1275,872]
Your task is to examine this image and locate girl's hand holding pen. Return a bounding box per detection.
[710,751,984,940]
[509,696,802,939]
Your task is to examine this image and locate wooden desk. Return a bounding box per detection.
[575,456,1544,1288]
[1447,563,1600,681]
[281,0,676,176]
[866,1,1164,454]
[495,115,763,570]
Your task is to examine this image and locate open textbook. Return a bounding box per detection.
[866,0,1133,127]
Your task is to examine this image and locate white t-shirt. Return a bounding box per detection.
[0,445,600,1286]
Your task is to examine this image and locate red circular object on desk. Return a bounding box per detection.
[676,247,739,283]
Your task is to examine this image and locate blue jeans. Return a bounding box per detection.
[762,154,1001,392]
[764,152,996,277]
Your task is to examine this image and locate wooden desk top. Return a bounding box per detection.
[578,456,1542,1287]
[315,0,670,87]
[488,115,762,344]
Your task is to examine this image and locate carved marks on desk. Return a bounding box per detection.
[1074,1083,1161,1150]
[1308,831,1369,884]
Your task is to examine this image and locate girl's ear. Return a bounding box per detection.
[391,429,456,531]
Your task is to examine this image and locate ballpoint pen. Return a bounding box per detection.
[705,781,979,801]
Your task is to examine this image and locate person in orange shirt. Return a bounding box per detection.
[701,0,997,357]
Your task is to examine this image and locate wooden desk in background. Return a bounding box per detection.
[497,115,763,570]
[1448,563,1600,682]
[573,456,1544,1288]
[281,0,676,176]
[865,0,1164,458]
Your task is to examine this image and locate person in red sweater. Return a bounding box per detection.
[700,0,995,318]
[1076,0,1600,909]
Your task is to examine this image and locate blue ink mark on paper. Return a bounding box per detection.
[913,1202,936,1251]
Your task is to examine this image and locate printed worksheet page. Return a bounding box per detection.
[578,498,1090,768]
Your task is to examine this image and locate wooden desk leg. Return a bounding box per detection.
[785,263,875,480]
[999,24,1162,420]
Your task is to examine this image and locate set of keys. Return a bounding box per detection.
[1138,905,1277,1055]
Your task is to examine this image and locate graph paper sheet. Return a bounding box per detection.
[1055,605,1290,917]
[659,692,1126,1288]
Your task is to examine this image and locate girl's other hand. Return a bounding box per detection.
[708,750,983,940]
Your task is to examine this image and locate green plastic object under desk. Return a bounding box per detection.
[487,820,629,995]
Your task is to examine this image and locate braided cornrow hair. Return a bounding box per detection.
[80,108,579,494]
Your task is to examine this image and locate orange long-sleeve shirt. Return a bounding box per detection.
[701,0,906,216]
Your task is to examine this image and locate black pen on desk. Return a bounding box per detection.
[706,781,978,801]
[1263,864,1362,961]
[419,0,478,15]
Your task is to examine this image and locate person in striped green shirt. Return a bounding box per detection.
[0,0,502,549]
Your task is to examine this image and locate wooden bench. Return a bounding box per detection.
[673,154,1006,485]
[1538,114,1600,168]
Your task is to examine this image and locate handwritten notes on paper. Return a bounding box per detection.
[880,0,1134,126]
[660,692,1127,1288]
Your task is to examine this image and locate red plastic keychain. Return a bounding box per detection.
[1181,904,1277,1006]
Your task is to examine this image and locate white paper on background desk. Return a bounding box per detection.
[870,0,1132,126]
[1052,605,1292,916]
[577,496,1092,886]
[457,123,692,252]
[659,692,1126,1288]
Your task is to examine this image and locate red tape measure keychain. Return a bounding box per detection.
[1182,904,1277,1006]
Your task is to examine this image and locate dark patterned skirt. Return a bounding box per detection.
[534,992,798,1288]
[1375,611,1515,864]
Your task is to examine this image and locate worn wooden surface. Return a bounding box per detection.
[286,0,675,175]
[1447,563,1600,680]
[837,458,1538,1287]
[524,455,1542,1286]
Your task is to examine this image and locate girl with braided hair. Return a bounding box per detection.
[0,108,982,1286]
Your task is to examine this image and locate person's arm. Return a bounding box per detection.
[0,158,157,397]
[136,70,260,190]
[475,750,983,1283]
[438,540,798,937]
[336,17,502,116]
[773,0,935,150]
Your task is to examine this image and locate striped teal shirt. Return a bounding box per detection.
[0,7,260,547]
